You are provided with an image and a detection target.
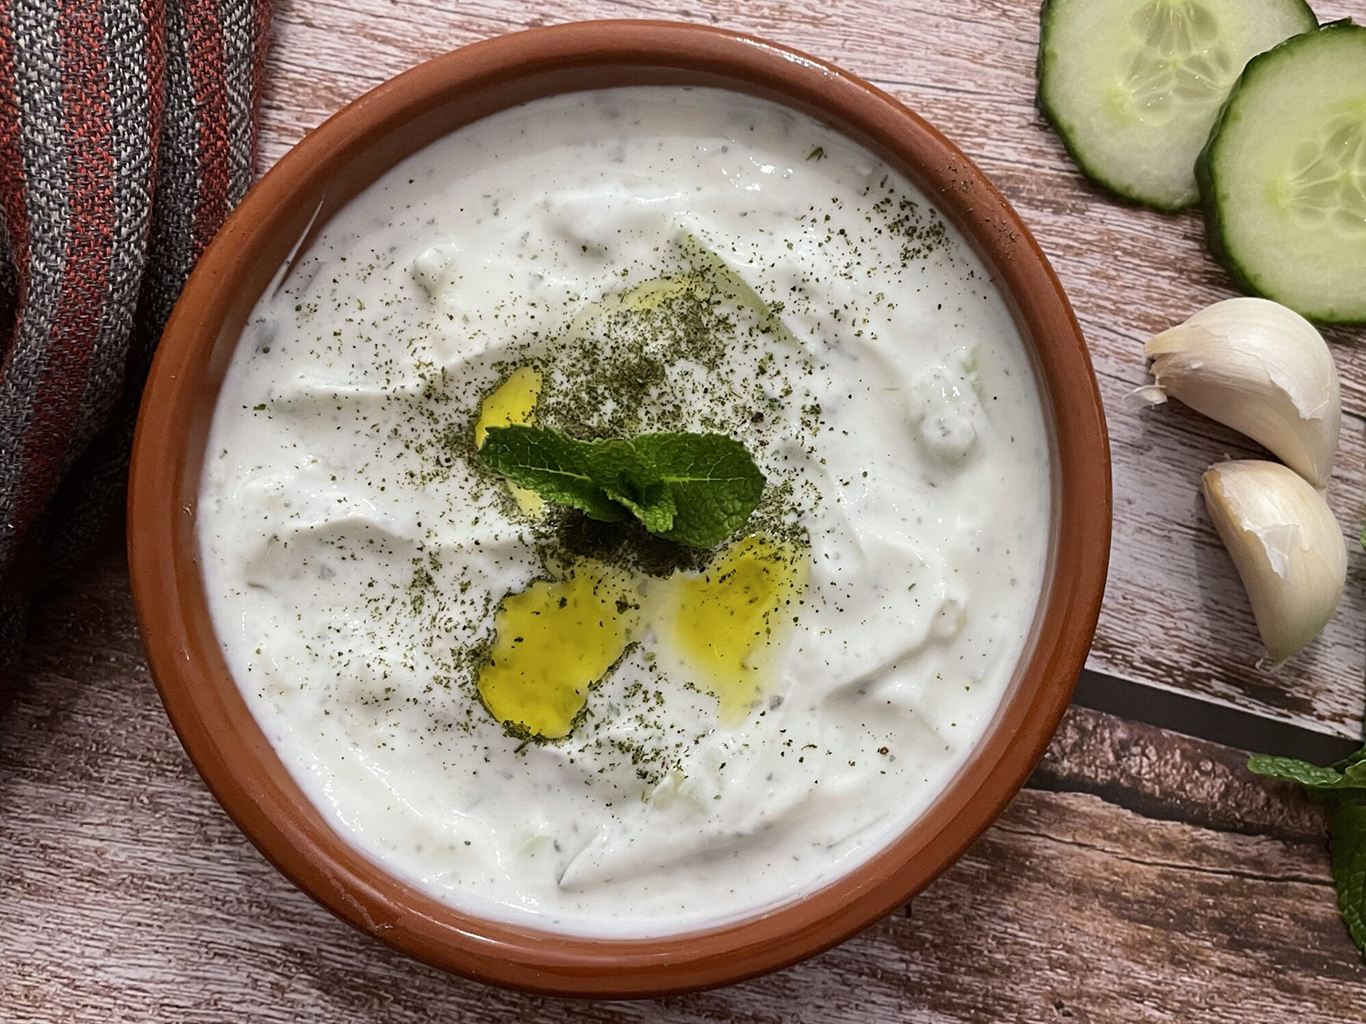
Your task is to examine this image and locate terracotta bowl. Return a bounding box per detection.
[128,19,1111,998]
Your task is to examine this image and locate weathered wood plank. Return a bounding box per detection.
[2,548,1363,1022]
[254,0,1366,736]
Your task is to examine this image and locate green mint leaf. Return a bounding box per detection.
[478,426,629,523]
[603,486,677,532]
[479,426,764,548]
[1249,751,1366,792]
[1249,754,1352,788]
[632,433,766,548]
[593,448,677,535]
[1330,801,1366,959]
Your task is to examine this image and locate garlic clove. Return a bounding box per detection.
[1202,459,1347,665]
[1146,298,1340,488]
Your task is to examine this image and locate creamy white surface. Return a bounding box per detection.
[198,87,1052,936]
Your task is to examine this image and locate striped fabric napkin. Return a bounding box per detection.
[0,0,272,671]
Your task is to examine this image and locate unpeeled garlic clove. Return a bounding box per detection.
[1202,460,1347,665]
[1145,298,1340,488]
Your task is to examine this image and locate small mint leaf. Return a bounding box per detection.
[615,492,676,534]
[599,471,676,535]
[479,426,628,523]
[1249,751,1366,792]
[633,433,766,548]
[1249,754,1349,788]
[1330,801,1366,960]
[578,437,676,534]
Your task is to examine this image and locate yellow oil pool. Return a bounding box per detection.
[477,564,642,739]
[656,536,808,724]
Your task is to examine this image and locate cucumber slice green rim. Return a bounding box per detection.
[1038,0,1317,213]
[1198,22,1366,325]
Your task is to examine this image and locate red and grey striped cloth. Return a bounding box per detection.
[0,0,271,670]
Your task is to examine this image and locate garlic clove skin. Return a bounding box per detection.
[1146,298,1340,488]
[1202,459,1347,665]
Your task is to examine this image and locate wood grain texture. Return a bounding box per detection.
[3,547,1364,1022]
[253,0,1366,737]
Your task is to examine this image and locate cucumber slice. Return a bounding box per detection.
[1038,0,1316,211]
[1198,23,1366,325]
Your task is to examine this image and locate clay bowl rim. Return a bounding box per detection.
[128,19,1111,999]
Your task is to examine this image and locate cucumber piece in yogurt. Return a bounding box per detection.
[1038,0,1317,211]
[1198,22,1366,324]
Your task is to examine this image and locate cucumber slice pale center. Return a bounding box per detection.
[1113,0,1234,128]
[1278,111,1366,240]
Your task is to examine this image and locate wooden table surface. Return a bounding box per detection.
[6,1,1366,1020]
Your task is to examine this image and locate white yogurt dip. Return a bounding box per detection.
[198,86,1052,936]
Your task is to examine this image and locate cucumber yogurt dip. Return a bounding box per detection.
[198,86,1052,935]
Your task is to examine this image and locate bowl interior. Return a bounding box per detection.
[129,20,1110,998]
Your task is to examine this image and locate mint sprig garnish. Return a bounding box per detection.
[479,425,765,549]
[1249,745,1366,959]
